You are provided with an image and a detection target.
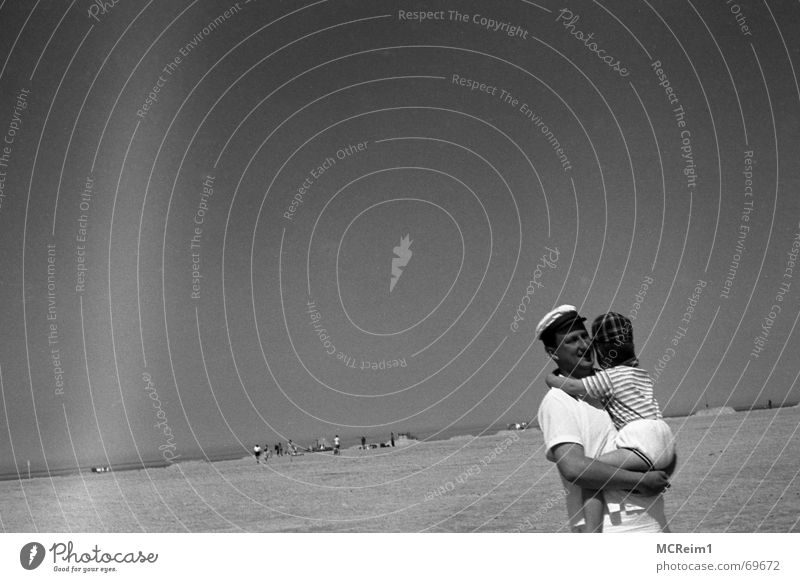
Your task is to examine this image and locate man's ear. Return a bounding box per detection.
[545,346,558,361]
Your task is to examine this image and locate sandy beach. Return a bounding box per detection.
[1,406,798,533]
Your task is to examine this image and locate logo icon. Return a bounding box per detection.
[20,542,45,570]
[390,234,413,292]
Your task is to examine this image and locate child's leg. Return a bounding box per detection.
[582,489,604,533]
[596,448,652,471]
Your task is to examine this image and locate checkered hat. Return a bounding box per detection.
[535,305,587,341]
[591,312,634,344]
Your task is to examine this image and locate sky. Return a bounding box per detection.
[0,0,799,475]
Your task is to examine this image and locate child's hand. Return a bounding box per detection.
[635,471,670,497]
[545,371,560,389]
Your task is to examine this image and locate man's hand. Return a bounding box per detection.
[634,470,670,497]
[553,442,672,496]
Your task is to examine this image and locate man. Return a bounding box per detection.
[535,305,671,532]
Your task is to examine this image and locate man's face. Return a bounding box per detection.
[550,329,593,378]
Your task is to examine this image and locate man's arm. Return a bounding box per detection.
[551,442,669,496]
[545,371,588,397]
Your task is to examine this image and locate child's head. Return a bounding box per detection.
[591,312,637,368]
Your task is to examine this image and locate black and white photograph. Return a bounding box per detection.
[0,0,798,577]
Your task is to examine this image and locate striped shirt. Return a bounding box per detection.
[581,366,662,430]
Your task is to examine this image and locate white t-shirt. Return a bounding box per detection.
[538,388,667,532]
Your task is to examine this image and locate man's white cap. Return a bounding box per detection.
[535,304,582,340]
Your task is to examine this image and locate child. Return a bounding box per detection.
[545,312,675,532]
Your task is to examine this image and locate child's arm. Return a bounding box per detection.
[545,371,589,397]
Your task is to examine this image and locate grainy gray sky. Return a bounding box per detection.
[1,0,798,473]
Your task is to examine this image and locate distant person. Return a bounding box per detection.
[334,435,340,455]
[536,305,671,533]
[361,436,366,450]
[278,442,284,456]
[288,440,296,461]
[264,444,270,461]
[274,443,280,457]
[253,444,262,464]
[768,399,772,409]
[390,432,395,447]
[545,311,675,532]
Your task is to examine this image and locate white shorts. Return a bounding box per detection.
[572,495,668,533]
[605,497,668,533]
[614,418,675,470]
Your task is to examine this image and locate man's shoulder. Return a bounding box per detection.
[538,388,573,423]
[538,387,601,425]
[539,386,579,408]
